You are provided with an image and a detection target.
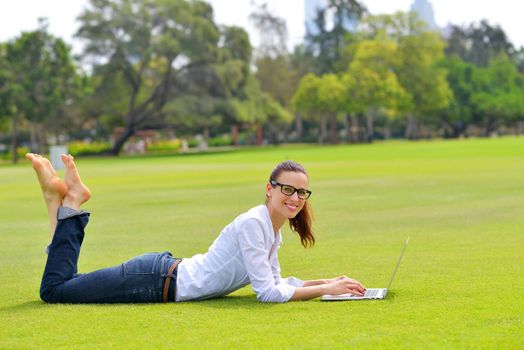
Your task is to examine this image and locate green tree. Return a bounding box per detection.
[397,30,452,138]
[317,73,346,143]
[0,43,20,162]
[76,0,221,155]
[291,73,321,141]
[306,0,367,74]
[0,22,79,162]
[471,55,524,135]
[249,2,298,144]
[446,20,515,68]
[291,73,345,144]
[353,13,452,139]
[437,56,478,137]
[343,34,410,142]
[165,25,253,142]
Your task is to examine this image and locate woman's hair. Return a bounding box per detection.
[268,160,315,248]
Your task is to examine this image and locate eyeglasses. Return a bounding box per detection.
[270,180,312,200]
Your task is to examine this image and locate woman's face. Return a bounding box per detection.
[266,171,310,219]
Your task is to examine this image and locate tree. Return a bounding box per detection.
[397,30,452,138]
[164,25,253,141]
[437,56,478,137]
[306,0,367,74]
[249,2,288,59]
[446,20,516,68]
[0,22,79,162]
[317,73,346,143]
[76,0,221,155]
[291,73,345,144]
[249,2,297,144]
[249,2,294,106]
[0,43,20,162]
[292,73,321,141]
[470,55,524,135]
[343,33,410,142]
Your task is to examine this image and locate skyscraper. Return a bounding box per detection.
[410,0,439,30]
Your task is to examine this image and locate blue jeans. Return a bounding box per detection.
[40,211,180,303]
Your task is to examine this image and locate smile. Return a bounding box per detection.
[285,203,298,211]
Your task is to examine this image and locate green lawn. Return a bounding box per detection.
[1,137,523,349]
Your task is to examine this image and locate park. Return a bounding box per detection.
[1,137,522,348]
[1,0,524,348]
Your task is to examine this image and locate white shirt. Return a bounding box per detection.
[175,205,304,303]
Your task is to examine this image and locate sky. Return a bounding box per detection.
[1,0,523,54]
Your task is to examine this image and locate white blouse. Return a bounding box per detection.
[175,205,304,302]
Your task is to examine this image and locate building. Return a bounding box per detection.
[410,0,439,31]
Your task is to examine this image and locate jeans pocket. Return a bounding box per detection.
[123,253,159,275]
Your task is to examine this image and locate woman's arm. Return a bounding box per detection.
[292,276,366,301]
[303,279,328,287]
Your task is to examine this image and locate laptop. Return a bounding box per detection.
[321,237,409,301]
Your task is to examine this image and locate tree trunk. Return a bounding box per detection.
[257,124,263,145]
[295,113,303,142]
[269,123,279,145]
[405,114,418,140]
[383,126,391,139]
[342,113,350,143]
[11,116,18,164]
[349,114,360,143]
[366,110,374,143]
[318,116,328,144]
[329,115,338,144]
[451,121,466,138]
[36,123,46,154]
[111,125,135,155]
[485,116,496,137]
[29,122,37,153]
[231,125,238,146]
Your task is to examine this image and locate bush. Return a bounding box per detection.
[67,141,111,156]
[1,146,30,161]
[146,139,181,153]
[208,135,233,147]
[187,139,199,148]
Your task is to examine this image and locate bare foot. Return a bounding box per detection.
[61,154,91,210]
[26,153,68,204]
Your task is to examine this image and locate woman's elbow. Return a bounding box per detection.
[256,290,288,303]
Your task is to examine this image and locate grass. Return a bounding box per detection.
[0,137,523,349]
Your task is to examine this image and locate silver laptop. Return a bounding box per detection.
[321,237,409,301]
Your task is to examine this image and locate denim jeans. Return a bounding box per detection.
[40,211,180,303]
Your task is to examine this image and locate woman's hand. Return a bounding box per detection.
[324,276,366,296]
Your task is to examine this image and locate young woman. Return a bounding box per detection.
[27,153,365,303]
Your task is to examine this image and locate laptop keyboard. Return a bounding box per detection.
[364,289,381,297]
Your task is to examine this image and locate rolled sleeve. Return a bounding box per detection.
[282,276,304,287]
[237,219,296,303]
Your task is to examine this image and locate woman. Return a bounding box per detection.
[27,153,365,303]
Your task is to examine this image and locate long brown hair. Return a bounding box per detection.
[268,160,315,248]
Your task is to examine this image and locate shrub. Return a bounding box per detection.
[67,141,111,156]
[1,146,30,160]
[146,139,181,153]
[208,135,233,147]
[187,139,199,148]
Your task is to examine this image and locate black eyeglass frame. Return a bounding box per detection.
[270,180,312,200]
